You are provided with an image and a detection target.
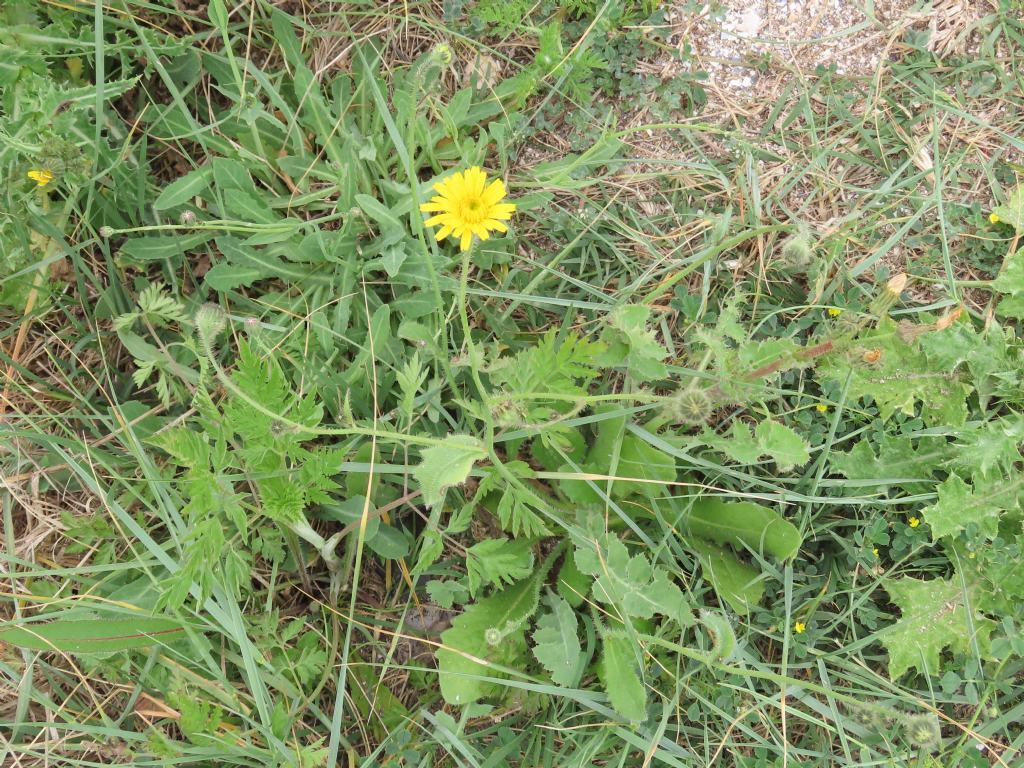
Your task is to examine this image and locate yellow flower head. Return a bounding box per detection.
[989,212,1000,224]
[28,168,55,187]
[908,516,920,528]
[827,307,842,317]
[794,621,806,634]
[419,167,515,252]
[815,403,828,413]
[872,547,879,557]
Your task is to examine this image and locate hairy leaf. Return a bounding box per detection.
[882,576,994,678]
[437,570,542,706]
[466,538,534,598]
[414,435,488,507]
[532,592,583,687]
[599,631,646,722]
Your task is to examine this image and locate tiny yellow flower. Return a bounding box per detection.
[419,166,516,252]
[968,551,976,559]
[27,168,55,187]
[815,403,828,413]
[872,547,879,557]
[794,621,806,634]
[989,212,1000,224]
[908,516,920,528]
[827,307,842,317]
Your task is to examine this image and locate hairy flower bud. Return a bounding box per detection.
[195,302,227,351]
[667,385,714,425]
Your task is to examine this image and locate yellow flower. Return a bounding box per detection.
[419,167,516,252]
[872,547,879,557]
[794,621,806,634]
[989,212,1000,224]
[815,404,828,413]
[908,516,920,528]
[27,168,55,187]
[827,307,842,317]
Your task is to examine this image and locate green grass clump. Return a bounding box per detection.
[3,1,1024,766]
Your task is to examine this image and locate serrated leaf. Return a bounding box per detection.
[831,434,948,492]
[817,319,972,426]
[414,435,488,507]
[950,418,1024,476]
[466,538,534,598]
[574,536,690,625]
[683,498,802,560]
[882,576,994,679]
[594,304,668,382]
[753,420,809,472]
[700,422,762,464]
[598,632,646,722]
[437,571,542,706]
[699,420,808,471]
[532,593,583,687]
[922,474,1002,541]
[147,427,209,468]
[153,166,213,210]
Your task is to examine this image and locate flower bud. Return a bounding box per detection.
[195,302,227,352]
[667,386,713,425]
[869,272,907,316]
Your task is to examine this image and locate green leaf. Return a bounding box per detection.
[466,538,534,598]
[355,193,403,236]
[991,183,1024,232]
[614,434,677,498]
[699,420,809,471]
[594,304,668,382]
[688,538,764,615]
[992,251,1024,319]
[205,235,330,291]
[882,576,994,679]
[574,536,690,625]
[0,615,187,653]
[379,245,407,278]
[147,427,209,468]
[556,552,590,608]
[817,319,972,426]
[699,422,762,464]
[922,474,1002,541]
[118,232,214,263]
[413,435,488,507]
[437,571,542,706]
[950,418,1024,476]
[754,420,809,472]
[532,592,583,687]
[830,434,948,493]
[598,631,646,722]
[153,166,213,210]
[683,498,802,560]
